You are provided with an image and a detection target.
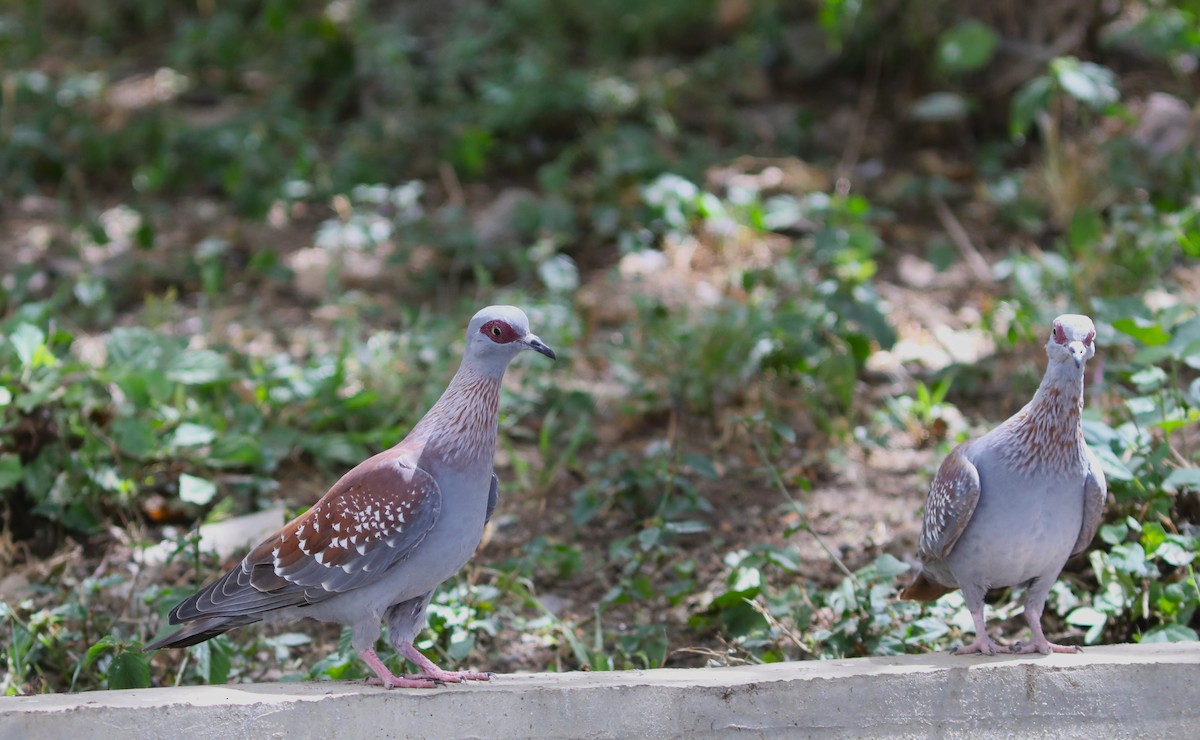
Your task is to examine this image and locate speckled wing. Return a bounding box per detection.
[168,451,441,624]
[1071,447,1108,557]
[916,443,982,563]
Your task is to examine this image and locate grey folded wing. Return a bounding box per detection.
[916,443,982,563]
[485,473,498,524]
[169,453,441,624]
[1071,447,1108,558]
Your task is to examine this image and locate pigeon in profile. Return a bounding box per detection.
[148,305,556,687]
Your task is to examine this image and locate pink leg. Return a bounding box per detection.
[952,590,1004,656]
[359,648,437,689]
[399,643,494,683]
[1010,603,1081,655]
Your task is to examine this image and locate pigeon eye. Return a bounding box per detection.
[481,320,517,343]
[1083,331,1094,347]
[1053,323,1068,345]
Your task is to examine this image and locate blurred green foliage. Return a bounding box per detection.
[1,0,1199,695]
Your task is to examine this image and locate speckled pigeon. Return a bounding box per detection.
[900,314,1106,655]
[147,306,556,687]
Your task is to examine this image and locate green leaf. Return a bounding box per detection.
[537,254,579,294]
[1099,522,1128,545]
[1010,75,1052,138]
[936,20,999,75]
[682,454,719,481]
[1154,408,1200,434]
[178,473,218,505]
[0,454,23,488]
[83,636,119,669]
[873,553,910,578]
[1141,624,1199,643]
[111,417,157,458]
[1108,543,1150,576]
[663,520,710,535]
[637,526,661,551]
[166,349,230,385]
[206,434,266,468]
[1091,445,1134,482]
[771,421,796,444]
[170,423,217,448]
[714,566,762,608]
[105,327,178,371]
[1065,605,1107,626]
[1112,317,1171,346]
[1141,522,1167,553]
[1050,57,1119,109]
[1163,467,1200,492]
[1067,209,1104,252]
[205,637,232,684]
[1155,542,1195,567]
[1065,605,1108,644]
[108,650,151,689]
[907,92,969,122]
[9,324,56,369]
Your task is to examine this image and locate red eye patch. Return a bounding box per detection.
[480,319,519,344]
[1053,322,1068,345]
[1083,330,1095,347]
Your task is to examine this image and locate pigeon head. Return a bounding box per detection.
[1046,313,1096,369]
[464,305,556,372]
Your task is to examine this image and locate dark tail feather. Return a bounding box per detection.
[898,571,958,602]
[145,616,260,650]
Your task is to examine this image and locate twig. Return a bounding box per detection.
[743,597,813,655]
[930,191,992,283]
[836,48,883,194]
[744,422,857,585]
[988,23,1089,96]
[438,161,465,207]
[669,646,751,666]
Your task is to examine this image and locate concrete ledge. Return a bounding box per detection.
[1,643,1196,739]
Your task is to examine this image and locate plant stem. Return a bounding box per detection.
[745,422,857,585]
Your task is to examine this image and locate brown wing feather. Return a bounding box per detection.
[916,443,982,563]
[1071,447,1107,557]
[168,449,440,624]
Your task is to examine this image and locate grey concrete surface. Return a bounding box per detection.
[1,642,1196,739]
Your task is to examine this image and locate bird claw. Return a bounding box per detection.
[403,669,493,684]
[951,638,1003,656]
[1010,640,1081,655]
[366,675,439,689]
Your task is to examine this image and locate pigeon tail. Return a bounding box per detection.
[898,571,958,602]
[145,615,260,650]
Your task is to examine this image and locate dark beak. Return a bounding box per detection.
[525,335,556,360]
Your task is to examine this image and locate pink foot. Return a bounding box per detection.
[366,675,438,689]
[403,667,494,683]
[359,647,438,689]
[399,643,494,684]
[1010,639,1081,655]
[951,637,1003,656]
